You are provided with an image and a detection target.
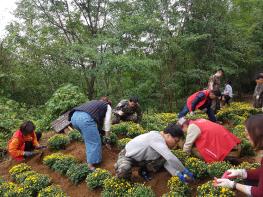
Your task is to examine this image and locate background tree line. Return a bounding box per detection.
[0,0,262,112]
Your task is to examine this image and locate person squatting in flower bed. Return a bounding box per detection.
[114,123,194,182]
[68,96,112,171]
[178,89,222,122]
[215,114,263,197]
[8,121,46,161]
[177,117,241,163]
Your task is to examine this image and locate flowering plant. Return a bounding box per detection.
[51,158,76,175]
[141,113,177,131]
[14,170,38,184]
[37,185,68,197]
[240,139,255,156]
[86,168,112,189]
[207,161,232,178]
[126,122,145,138]
[102,177,133,197]
[231,124,246,139]
[184,157,207,179]
[186,110,208,120]
[171,149,190,164]
[66,163,91,184]
[111,122,129,135]
[9,163,32,180]
[197,181,235,197]
[117,138,132,149]
[103,133,118,145]
[47,134,70,150]
[22,173,51,194]
[127,184,155,197]
[0,182,31,197]
[68,130,83,142]
[43,153,76,168]
[167,176,191,196]
[236,161,260,170]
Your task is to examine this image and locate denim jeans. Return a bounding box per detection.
[178,105,217,122]
[71,111,102,164]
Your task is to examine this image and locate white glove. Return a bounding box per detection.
[117,110,124,116]
[256,95,260,99]
[189,111,195,116]
[216,178,235,189]
[226,169,247,179]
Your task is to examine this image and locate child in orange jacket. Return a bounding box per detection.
[8,121,44,161]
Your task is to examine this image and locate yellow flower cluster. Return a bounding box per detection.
[102,177,133,197]
[167,176,190,195]
[43,152,76,168]
[22,173,51,193]
[86,168,112,189]
[126,122,145,138]
[197,181,235,197]
[9,163,31,179]
[117,138,132,149]
[236,161,260,170]
[37,185,67,197]
[185,157,207,179]
[47,134,70,150]
[171,149,190,164]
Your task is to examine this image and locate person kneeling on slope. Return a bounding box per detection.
[178,89,221,122]
[8,121,45,161]
[114,123,194,182]
[178,117,241,163]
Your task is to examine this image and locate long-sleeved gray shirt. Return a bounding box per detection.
[125,131,185,175]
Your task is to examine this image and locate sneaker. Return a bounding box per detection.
[138,169,152,181]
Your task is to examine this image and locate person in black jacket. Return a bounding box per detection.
[68,97,112,171]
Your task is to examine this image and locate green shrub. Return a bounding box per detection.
[141,113,177,131]
[197,181,235,197]
[167,176,191,196]
[111,122,145,137]
[184,157,207,179]
[22,174,51,194]
[185,110,208,120]
[86,168,112,189]
[0,182,32,197]
[240,139,255,156]
[43,153,76,168]
[117,138,132,149]
[103,133,118,145]
[51,159,77,175]
[102,177,133,197]
[14,170,38,184]
[0,176,4,185]
[37,185,68,197]
[237,161,260,170]
[48,134,70,150]
[9,163,32,180]
[207,161,232,178]
[111,123,129,135]
[171,149,190,164]
[127,184,156,197]
[66,163,91,184]
[68,130,83,142]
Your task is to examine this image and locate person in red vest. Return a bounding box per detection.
[8,121,45,161]
[178,117,241,163]
[215,114,263,197]
[178,89,221,122]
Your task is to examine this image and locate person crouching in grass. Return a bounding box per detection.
[215,114,263,197]
[114,123,194,182]
[8,121,44,161]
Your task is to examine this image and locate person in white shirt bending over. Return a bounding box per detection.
[114,123,194,182]
[222,80,233,106]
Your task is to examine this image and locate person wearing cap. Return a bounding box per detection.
[253,73,263,108]
[68,96,112,171]
[208,68,224,113]
[114,123,194,182]
[8,121,44,161]
[178,89,221,122]
[112,96,142,124]
[178,117,241,163]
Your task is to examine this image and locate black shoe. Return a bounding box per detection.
[138,169,152,181]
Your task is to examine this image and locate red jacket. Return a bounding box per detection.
[246,158,263,197]
[8,130,39,161]
[191,119,240,163]
[187,90,210,112]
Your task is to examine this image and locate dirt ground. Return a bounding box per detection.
[0,132,171,197]
[0,131,252,196]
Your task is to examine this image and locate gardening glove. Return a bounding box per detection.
[189,111,195,116]
[24,151,37,157]
[224,169,247,179]
[216,178,235,189]
[256,95,260,99]
[177,172,187,183]
[182,168,194,181]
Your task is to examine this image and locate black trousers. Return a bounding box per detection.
[24,132,42,151]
